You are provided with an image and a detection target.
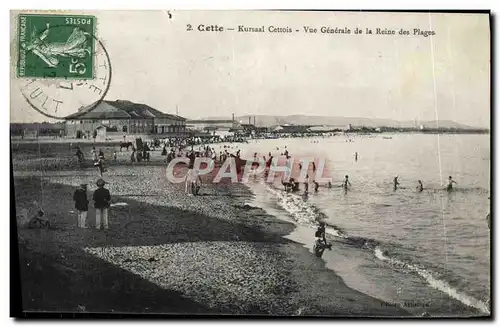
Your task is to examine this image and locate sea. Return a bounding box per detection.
[232,133,490,316]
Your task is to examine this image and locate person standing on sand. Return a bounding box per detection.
[355,152,358,162]
[73,183,89,228]
[93,178,111,230]
[131,146,136,163]
[304,174,310,194]
[98,149,106,175]
[185,151,196,195]
[75,146,85,168]
[91,146,97,162]
[187,168,202,196]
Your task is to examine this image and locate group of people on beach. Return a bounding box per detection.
[72,178,111,230]
[74,146,109,176]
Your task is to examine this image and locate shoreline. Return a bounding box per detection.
[14,165,411,316]
[10,129,490,145]
[244,175,490,317]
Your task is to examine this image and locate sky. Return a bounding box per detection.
[10,10,490,127]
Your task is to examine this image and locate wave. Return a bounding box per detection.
[374,247,490,315]
[264,184,347,238]
[259,182,490,316]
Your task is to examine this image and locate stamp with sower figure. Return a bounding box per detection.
[16,13,111,119]
[18,14,97,79]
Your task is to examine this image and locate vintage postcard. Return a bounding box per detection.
[10,10,491,318]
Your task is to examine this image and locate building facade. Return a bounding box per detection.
[65,100,186,138]
[186,119,237,132]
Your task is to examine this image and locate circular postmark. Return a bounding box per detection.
[17,20,111,119]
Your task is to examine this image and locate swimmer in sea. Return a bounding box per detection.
[446,176,457,191]
[342,175,351,190]
[393,176,400,191]
[416,180,424,192]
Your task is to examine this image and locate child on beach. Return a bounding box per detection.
[27,209,50,229]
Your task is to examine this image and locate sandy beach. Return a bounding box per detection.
[13,155,411,316]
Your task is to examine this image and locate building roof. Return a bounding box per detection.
[65,100,186,121]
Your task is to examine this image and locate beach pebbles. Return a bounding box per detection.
[84,241,296,314]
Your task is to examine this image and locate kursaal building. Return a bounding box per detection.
[64,100,187,139]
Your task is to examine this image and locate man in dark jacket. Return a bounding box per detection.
[93,178,111,230]
[73,184,89,228]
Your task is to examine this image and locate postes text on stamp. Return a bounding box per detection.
[18,14,96,79]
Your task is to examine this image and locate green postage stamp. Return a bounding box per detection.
[17,14,96,79]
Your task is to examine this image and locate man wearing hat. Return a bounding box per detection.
[73,183,89,228]
[93,178,111,230]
